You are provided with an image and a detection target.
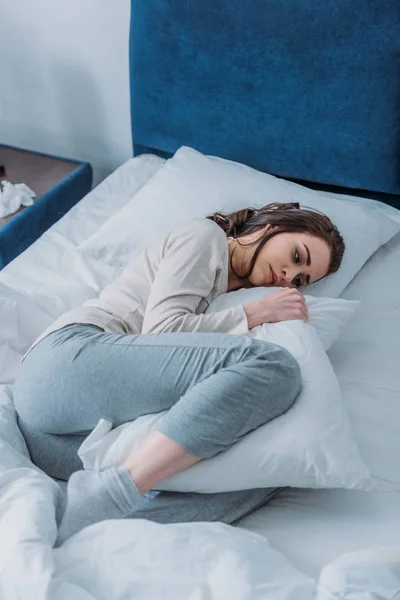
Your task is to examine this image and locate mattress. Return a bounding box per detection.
[1,155,399,592]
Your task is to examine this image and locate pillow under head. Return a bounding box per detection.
[78,146,400,298]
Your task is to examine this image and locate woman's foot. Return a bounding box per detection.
[56,467,141,545]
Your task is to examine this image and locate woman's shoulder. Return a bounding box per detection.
[160,218,228,272]
[170,218,227,247]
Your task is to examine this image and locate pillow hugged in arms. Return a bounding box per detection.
[208,287,360,351]
[78,294,371,493]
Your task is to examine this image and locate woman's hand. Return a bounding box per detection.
[243,288,308,329]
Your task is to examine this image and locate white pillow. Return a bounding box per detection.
[78,146,400,297]
[78,320,371,492]
[207,287,359,351]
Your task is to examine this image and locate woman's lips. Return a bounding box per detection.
[270,266,277,284]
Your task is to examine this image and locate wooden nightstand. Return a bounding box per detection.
[0,144,92,269]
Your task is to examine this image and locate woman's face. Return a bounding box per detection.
[237,230,331,289]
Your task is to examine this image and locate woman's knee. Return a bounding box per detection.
[253,341,302,414]
[275,345,302,408]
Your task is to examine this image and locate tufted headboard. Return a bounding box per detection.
[129,0,400,207]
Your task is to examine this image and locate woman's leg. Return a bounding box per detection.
[14,323,301,542]
[128,487,282,525]
[16,426,84,481]
[15,323,301,479]
[123,325,302,493]
[20,428,280,529]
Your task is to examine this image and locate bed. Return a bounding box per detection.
[1,1,400,598]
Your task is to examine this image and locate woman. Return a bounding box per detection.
[13,202,344,543]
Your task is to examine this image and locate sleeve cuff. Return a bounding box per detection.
[229,305,250,335]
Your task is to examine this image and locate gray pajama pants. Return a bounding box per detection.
[14,324,301,525]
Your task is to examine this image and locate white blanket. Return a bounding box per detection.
[1,157,399,598]
[2,387,399,599]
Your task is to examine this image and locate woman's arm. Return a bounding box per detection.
[142,221,249,335]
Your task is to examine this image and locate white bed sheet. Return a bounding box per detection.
[1,155,400,595]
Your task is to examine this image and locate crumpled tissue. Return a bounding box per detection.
[0,180,36,218]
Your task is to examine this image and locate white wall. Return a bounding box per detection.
[0,0,132,185]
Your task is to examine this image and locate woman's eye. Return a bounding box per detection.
[294,250,301,264]
[294,276,302,288]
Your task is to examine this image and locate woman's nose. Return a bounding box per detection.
[282,267,295,284]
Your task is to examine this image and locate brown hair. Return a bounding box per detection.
[207,202,345,283]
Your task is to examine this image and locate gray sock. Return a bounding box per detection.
[56,467,141,546]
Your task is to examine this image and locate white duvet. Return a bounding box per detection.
[2,386,399,600]
[1,157,399,599]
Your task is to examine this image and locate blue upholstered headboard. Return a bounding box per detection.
[129,1,400,208]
